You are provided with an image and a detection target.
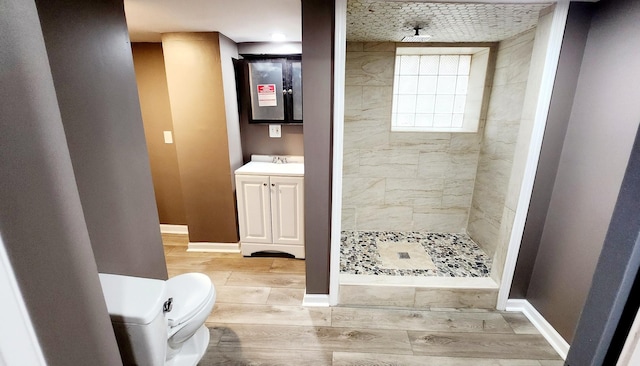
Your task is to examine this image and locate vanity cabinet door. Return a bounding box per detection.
[270,176,304,245]
[236,175,272,244]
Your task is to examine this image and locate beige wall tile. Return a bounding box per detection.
[342,149,360,176]
[414,288,498,309]
[342,177,386,206]
[345,51,395,86]
[413,209,468,233]
[346,42,364,52]
[344,85,363,110]
[363,42,396,52]
[341,208,356,230]
[442,179,475,209]
[339,285,416,307]
[356,205,413,231]
[385,178,444,207]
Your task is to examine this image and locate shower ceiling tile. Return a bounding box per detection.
[347,0,552,42]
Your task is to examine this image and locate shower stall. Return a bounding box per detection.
[339,1,555,290]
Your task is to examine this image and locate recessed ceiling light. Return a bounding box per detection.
[271,33,286,42]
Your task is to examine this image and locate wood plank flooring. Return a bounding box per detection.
[162,234,563,365]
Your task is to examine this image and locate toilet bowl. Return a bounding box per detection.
[99,273,216,366]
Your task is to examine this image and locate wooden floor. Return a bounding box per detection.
[162,234,563,366]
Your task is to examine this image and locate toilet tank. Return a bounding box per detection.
[99,273,169,366]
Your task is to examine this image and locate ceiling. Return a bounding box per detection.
[124,0,302,43]
[347,1,553,42]
[124,0,552,44]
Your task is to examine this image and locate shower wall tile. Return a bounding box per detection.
[345,51,395,86]
[346,42,364,52]
[363,42,396,52]
[344,85,363,110]
[342,42,484,232]
[417,152,450,179]
[490,207,516,282]
[413,209,468,233]
[359,149,419,178]
[343,122,390,150]
[468,29,534,257]
[356,205,413,231]
[389,132,451,151]
[385,178,444,207]
[442,179,475,209]
[450,133,482,152]
[341,208,356,231]
[342,149,360,176]
[342,177,386,207]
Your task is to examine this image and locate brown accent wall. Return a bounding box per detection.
[302,0,334,294]
[0,0,122,364]
[132,43,187,225]
[36,0,167,280]
[162,32,239,243]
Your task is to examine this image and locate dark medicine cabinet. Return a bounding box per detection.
[234,56,302,124]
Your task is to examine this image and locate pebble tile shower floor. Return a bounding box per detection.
[341,231,492,277]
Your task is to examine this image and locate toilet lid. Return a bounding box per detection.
[165,273,215,327]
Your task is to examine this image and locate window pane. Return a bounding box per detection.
[394,56,401,76]
[419,55,439,75]
[400,55,420,75]
[397,95,417,114]
[434,95,454,114]
[417,75,437,94]
[434,114,452,127]
[453,95,466,113]
[398,75,418,94]
[416,95,436,114]
[456,76,469,95]
[396,113,415,126]
[439,55,459,75]
[415,114,434,127]
[436,76,457,94]
[458,55,471,75]
[452,114,464,127]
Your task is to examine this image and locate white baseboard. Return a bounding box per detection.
[302,293,330,307]
[505,299,570,360]
[160,224,188,235]
[187,242,241,253]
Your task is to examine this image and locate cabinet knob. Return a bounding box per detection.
[287,88,293,95]
[271,183,275,187]
[263,183,267,186]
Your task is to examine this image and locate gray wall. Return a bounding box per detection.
[0,1,122,364]
[511,3,594,299]
[512,0,640,343]
[302,0,334,294]
[36,0,167,279]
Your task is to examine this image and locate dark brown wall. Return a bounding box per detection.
[513,0,640,343]
[302,0,334,294]
[511,3,594,299]
[239,121,304,163]
[162,32,239,243]
[36,0,167,279]
[132,43,187,225]
[0,1,122,364]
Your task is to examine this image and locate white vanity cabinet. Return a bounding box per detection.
[235,157,304,259]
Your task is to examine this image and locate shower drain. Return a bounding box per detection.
[397,252,411,259]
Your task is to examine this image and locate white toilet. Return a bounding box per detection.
[99,272,216,366]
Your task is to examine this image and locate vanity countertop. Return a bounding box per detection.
[234,155,304,177]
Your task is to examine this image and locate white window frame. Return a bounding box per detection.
[391,47,491,133]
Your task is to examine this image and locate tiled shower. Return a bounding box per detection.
[341,28,540,281]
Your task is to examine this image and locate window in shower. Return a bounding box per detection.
[391,46,491,133]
